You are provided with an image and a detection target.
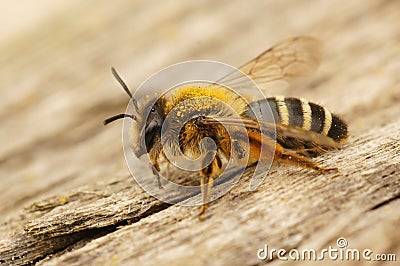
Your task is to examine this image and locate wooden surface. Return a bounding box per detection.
[1,0,399,265]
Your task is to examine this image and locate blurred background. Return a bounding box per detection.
[0,0,399,262]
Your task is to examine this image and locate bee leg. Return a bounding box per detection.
[290,146,329,158]
[150,163,163,189]
[198,153,222,220]
[165,161,171,180]
[198,175,214,219]
[148,140,164,188]
[278,148,338,172]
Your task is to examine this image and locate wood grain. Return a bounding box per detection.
[0,0,399,265]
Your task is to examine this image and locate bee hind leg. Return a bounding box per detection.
[198,152,222,220]
[278,148,338,173]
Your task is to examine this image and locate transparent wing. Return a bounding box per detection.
[199,117,340,149]
[216,36,323,99]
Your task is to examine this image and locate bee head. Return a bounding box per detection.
[103,67,165,158]
[133,98,165,157]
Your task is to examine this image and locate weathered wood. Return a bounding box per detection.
[1,0,399,265]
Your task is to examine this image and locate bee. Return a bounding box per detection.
[104,36,348,219]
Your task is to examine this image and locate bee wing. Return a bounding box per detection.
[216,36,323,99]
[199,117,340,149]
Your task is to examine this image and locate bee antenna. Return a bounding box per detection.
[103,113,136,125]
[111,67,133,98]
[111,67,139,111]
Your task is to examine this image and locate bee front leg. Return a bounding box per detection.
[150,162,163,189]
[149,141,163,189]
[198,153,222,220]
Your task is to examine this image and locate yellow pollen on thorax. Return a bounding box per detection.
[164,85,246,113]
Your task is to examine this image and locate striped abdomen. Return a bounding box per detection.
[242,96,348,152]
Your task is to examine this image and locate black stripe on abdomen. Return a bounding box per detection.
[327,114,348,142]
[241,98,281,123]
[309,102,325,133]
[284,97,304,127]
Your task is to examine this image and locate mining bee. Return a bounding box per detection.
[104,36,348,218]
